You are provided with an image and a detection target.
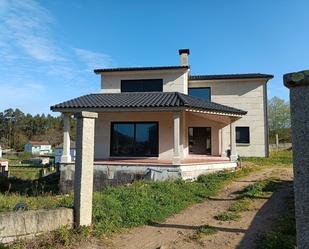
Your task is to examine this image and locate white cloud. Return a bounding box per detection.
[0,0,114,114]
[0,0,62,62]
[73,48,113,70]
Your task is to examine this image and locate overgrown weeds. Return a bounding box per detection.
[2,226,92,249]
[189,224,218,241]
[257,195,296,249]
[215,178,284,223]
[215,211,241,221]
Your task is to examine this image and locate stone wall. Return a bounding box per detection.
[59,163,181,193]
[59,162,237,193]
[0,208,73,243]
[269,143,292,152]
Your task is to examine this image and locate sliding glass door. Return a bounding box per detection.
[111,122,159,157]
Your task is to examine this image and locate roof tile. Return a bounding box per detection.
[51,92,247,115]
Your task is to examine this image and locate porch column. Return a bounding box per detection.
[173,112,181,165]
[230,121,238,161]
[61,113,71,163]
[74,111,98,227]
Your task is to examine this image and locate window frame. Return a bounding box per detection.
[236,126,250,144]
[188,87,211,101]
[121,79,163,92]
[110,121,159,157]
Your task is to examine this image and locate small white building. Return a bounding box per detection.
[55,141,76,164]
[0,145,2,158]
[0,159,9,176]
[24,141,52,155]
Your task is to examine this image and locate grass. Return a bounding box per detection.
[228,198,252,212]
[242,151,292,166]
[0,194,72,212]
[257,195,296,249]
[189,224,218,241]
[242,178,283,198]
[1,151,293,248]
[215,178,284,223]
[215,211,241,221]
[9,167,41,180]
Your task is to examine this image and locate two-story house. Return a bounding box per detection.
[24,141,52,155]
[51,49,272,191]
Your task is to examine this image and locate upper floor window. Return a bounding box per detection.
[236,127,250,144]
[188,87,211,101]
[121,79,163,92]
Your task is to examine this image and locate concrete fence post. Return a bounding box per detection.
[275,133,279,151]
[73,111,98,227]
[284,70,309,249]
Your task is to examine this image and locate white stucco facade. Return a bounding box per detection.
[100,69,189,94]
[188,78,269,157]
[94,67,270,158]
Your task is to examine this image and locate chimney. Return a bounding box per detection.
[178,49,190,66]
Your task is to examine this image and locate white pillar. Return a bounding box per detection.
[173,112,181,165]
[74,111,98,227]
[230,121,238,161]
[61,113,72,163]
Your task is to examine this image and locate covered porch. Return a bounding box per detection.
[58,110,242,165]
[51,92,246,190]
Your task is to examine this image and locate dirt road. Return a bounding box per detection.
[101,166,293,249]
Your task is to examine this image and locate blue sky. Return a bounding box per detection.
[1,0,308,115]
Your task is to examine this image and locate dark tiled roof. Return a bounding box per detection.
[189,73,274,81]
[51,92,247,116]
[94,66,189,74]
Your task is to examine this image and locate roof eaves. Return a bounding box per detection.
[94,66,189,74]
[189,74,274,81]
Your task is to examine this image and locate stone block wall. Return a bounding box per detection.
[0,208,73,243]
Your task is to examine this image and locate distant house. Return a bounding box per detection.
[24,141,52,155]
[55,141,76,164]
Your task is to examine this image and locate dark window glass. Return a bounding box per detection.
[236,127,250,144]
[111,123,134,156]
[121,79,163,92]
[188,87,211,101]
[111,122,159,157]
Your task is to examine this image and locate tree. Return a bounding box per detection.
[0,108,69,150]
[268,97,291,131]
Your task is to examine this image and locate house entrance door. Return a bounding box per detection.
[189,127,211,155]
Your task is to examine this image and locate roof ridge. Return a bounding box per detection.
[174,92,188,106]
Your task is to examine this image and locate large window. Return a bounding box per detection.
[111,122,159,157]
[188,87,211,101]
[236,127,250,144]
[121,79,163,92]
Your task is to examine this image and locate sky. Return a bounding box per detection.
[1,0,309,115]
